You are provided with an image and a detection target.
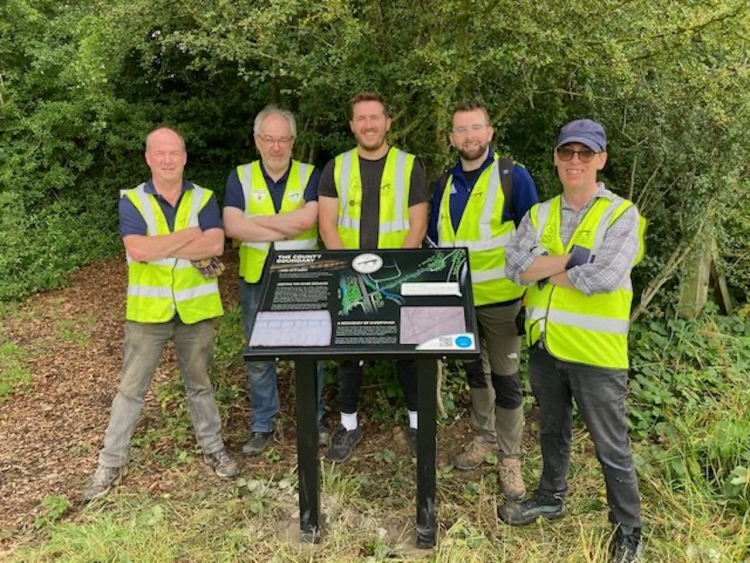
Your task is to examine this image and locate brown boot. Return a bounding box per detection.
[452,436,497,470]
[499,457,526,501]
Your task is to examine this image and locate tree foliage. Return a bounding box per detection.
[1,0,749,305]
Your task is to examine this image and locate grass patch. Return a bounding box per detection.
[9,437,750,562]
[0,341,31,402]
[55,316,95,346]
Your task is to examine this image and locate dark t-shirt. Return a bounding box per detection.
[318,148,429,249]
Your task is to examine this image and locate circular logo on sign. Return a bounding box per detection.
[455,335,472,348]
[352,253,383,274]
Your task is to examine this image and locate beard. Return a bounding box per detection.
[457,143,489,162]
[355,131,387,152]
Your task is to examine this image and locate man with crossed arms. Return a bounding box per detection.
[83,127,237,502]
[224,106,327,456]
[502,119,644,563]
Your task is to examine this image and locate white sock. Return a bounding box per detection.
[341,412,358,431]
[408,410,418,429]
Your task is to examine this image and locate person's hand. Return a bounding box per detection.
[566,245,593,269]
[191,256,226,278]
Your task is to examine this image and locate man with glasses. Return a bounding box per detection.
[224,106,327,456]
[426,101,539,500]
[502,119,644,563]
[318,91,429,461]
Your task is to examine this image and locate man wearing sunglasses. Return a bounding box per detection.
[224,106,328,457]
[502,119,645,562]
[426,100,539,500]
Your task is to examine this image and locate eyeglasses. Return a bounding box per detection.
[556,147,601,163]
[452,124,488,135]
[258,135,294,146]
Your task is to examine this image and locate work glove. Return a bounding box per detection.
[565,244,593,269]
[191,256,226,279]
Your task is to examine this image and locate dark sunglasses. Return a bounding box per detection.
[556,146,601,163]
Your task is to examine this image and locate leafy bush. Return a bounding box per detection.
[629,308,750,512]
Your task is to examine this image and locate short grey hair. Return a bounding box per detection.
[253,105,297,138]
[145,126,186,151]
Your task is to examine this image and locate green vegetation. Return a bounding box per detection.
[2,0,749,308]
[0,341,31,402]
[7,308,748,561]
[1,0,749,560]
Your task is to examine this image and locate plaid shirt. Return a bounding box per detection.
[505,183,641,296]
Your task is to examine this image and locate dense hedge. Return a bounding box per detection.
[1,0,749,306]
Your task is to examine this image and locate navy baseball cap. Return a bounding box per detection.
[556,119,607,151]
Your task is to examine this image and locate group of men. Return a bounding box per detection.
[83,91,644,562]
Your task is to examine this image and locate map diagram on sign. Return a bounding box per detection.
[340,249,466,316]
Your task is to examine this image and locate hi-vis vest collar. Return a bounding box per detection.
[238,159,318,252]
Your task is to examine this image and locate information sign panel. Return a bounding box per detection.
[246,248,478,358]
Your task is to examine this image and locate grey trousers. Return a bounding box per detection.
[98,319,225,468]
[465,302,524,457]
[529,344,642,528]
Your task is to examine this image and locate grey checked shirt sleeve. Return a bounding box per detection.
[566,206,640,295]
[504,210,541,287]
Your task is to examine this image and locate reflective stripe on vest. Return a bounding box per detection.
[334,148,413,249]
[524,194,644,369]
[237,160,318,282]
[436,158,525,306]
[122,184,224,324]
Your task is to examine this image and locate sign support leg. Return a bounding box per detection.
[416,359,438,549]
[295,358,320,543]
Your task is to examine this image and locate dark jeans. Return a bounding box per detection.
[529,344,641,528]
[241,279,324,432]
[338,360,418,414]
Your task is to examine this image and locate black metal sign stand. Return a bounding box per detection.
[244,248,478,549]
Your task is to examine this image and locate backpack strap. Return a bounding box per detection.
[497,157,515,224]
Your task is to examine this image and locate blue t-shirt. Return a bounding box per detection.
[426,150,539,245]
[224,161,321,212]
[119,180,223,237]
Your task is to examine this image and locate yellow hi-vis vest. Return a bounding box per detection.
[525,194,645,369]
[333,148,414,249]
[122,184,224,324]
[437,156,525,306]
[237,160,318,283]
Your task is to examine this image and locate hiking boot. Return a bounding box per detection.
[326,425,363,462]
[82,464,127,503]
[405,427,417,456]
[241,431,274,456]
[498,457,526,501]
[611,525,643,563]
[204,448,239,478]
[318,420,331,447]
[497,491,564,526]
[452,436,497,470]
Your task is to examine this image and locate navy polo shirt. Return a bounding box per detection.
[224,161,321,212]
[119,180,223,237]
[426,150,539,245]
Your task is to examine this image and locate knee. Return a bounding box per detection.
[465,360,487,388]
[492,372,522,409]
[248,362,275,384]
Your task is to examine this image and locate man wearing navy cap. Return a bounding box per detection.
[502,119,645,562]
